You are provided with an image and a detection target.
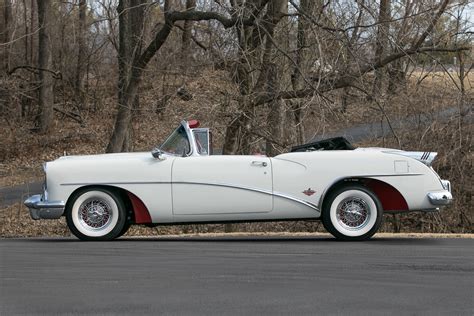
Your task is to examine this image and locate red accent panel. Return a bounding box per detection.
[364,179,409,212]
[127,192,152,224]
[188,119,200,128]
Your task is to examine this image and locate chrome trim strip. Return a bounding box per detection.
[174,211,270,216]
[273,191,320,210]
[181,120,197,157]
[61,173,424,187]
[363,173,424,177]
[61,181,168,186]
[60,181,319,212]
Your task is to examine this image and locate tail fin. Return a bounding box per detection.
[385,151,438,166]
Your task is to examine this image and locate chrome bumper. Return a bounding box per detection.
[427,190,452,206]
[24,194,65,220]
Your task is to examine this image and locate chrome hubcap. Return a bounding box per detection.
[79,199,112,230]
[336,197,370,230]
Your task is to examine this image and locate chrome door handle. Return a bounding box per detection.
[251,161,268,167]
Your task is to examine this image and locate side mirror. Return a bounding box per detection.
[151,148,166,160]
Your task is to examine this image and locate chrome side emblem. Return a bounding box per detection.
[303,188,316,196]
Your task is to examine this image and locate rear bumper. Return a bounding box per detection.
[24,194,65,220]
[427,190,452,206]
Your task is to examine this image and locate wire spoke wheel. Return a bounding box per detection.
[322,185,383,241]
[336,197,370,230]
[79,198,113,230]
[66,188,126,241]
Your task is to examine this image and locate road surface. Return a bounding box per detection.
[1,236,473,315]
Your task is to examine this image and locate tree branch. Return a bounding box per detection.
[253,46,471,105]
[168,9,256,28]
[8,65,62,79]
[135,8,263,76]
[174,23,208,51]
[412,0,451,49]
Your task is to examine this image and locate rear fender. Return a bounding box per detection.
[362,178,409,212]
[320,178,408,212]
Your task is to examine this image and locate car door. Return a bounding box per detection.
[172,155,273,215]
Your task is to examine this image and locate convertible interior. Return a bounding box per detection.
[160,120,355,157]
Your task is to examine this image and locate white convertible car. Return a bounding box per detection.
[25,120,452,241]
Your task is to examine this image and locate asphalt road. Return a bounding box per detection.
[1,236,473,315]
[311,105,472,143]
[0,181,42,208]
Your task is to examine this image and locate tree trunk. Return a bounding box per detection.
[266,63,284,156]
[181,0,195,59]
[1,0,12,71]
[387,58,407,94]
[106,0,147,153]
[30,0,36,66]
[22,0,28,65]
[373,0,391,97]
[291,0,318,143]
[222,0,286,155]
[37,0,54,133]
[75,0,87,108]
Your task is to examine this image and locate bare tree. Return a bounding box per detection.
[107,0,265,152]
[262,0,287,156]
[75,0,87,108]
[36,0,54,132]
[290,0,321,141]
[106,0,147,153]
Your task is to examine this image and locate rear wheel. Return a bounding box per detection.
[66,188,126,241]
[117,221,132,238]
[322,185,383,241]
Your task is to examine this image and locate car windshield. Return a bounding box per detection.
[159,125,190,156]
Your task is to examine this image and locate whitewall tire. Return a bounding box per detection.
[66,188,126,241]
[322,185,383,241]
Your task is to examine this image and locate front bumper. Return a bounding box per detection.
[24,194,65,220]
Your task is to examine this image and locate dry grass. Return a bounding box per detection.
[0,202,325,238]
[1,202,473,239]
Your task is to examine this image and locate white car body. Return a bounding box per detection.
[25,120,452,239]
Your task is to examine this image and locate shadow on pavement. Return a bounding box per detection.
[1,236,451,245]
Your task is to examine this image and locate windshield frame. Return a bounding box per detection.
[158,121,193,156]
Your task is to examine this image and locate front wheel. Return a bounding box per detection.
[322,185,383,241]
[66,188,127,241]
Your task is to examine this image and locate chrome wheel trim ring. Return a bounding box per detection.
[336,197,371,231]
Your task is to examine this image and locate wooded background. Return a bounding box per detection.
[0,0,472,234]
